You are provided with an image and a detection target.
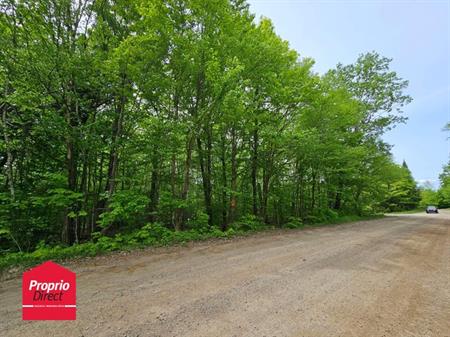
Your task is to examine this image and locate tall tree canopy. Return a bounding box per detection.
[0,0,416,253]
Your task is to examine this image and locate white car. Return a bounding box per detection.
[426,206,438,214]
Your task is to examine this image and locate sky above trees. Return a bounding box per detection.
[248,0,450,188]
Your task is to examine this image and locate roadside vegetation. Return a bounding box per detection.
[0,0,447,271]
[1,213,383,272]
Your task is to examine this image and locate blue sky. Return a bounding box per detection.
[247,0,450,187]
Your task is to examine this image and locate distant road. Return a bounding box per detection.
[1,211,449,337]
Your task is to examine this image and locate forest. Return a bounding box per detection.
[0,0,448,263]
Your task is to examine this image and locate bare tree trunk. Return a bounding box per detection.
[197,129,213,227]
[261,146,275,223]
[251,124,259,216]
[170,92,179,225]
[79,148,88,239]
[300,175,305,218]
[92,150,104,233]
[334,179,343,210]
[206,127,213,226]
[261,165,270,223]
[147,150,160,222]
[310,170,316,212]
[228,128,238,224]
[98,74,127,235]
[293,160,300,217]
[104,104,123,197]
[220,133,227,230]
[174,135,194,231]
[171,154,177,196]
[63,131,77,245]
[1,108,15,201]
[62,89,79,245]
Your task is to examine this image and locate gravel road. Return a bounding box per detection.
[1,211,449,337]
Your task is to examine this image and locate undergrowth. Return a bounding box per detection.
[0,214,383,273]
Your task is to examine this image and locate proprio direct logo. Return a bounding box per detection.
[22,261,76,320]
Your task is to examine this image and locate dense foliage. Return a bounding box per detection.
[436,161,450,208]
[1,0,419,257]
[419,123,450,209]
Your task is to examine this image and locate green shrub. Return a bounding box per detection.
[305,209,339,224]
[209,226,226,238]
[319,209,339,222]
[230,214,265,231]
[304,214,320,224]
[0,214,380,273]
[96,236,120,251]
[185,211,209,231]
[98,190,149,228]
[283,217,304,229]
[224,228,237,237]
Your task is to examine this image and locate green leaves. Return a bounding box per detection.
[31,188,83,209]
[0,0,415,257]
[327,52,411,138]
[436,160,450,208]
[381,162,421,211]
[67,210,87,218]
[98,190,149,228]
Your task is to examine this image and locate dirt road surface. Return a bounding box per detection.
[1,212,449,337]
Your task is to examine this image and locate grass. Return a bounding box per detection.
[388,208,424,214]
[304,214,384,229]
[0,214,384,275]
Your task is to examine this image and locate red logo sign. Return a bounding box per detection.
[22,261,76,320]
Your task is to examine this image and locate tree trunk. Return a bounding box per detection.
[92,150,105,233]
[174,135,194,231]
[333,179,343,210]
[261,165,270,223]
[251,123,259,216]
[148,150,160,222]
[197,131,213,227]
[79,149,88,239]
[228,128,238,224]
[220,133,227,230]
[293,160,300,217]
[310,170,316,212]
[98,75,126,235]
[104,105,123,197]
[261,148,274,223]
[298,168,305,219]
[63,134,77,245]
[334,191,342,210]
[1,108,15,201]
